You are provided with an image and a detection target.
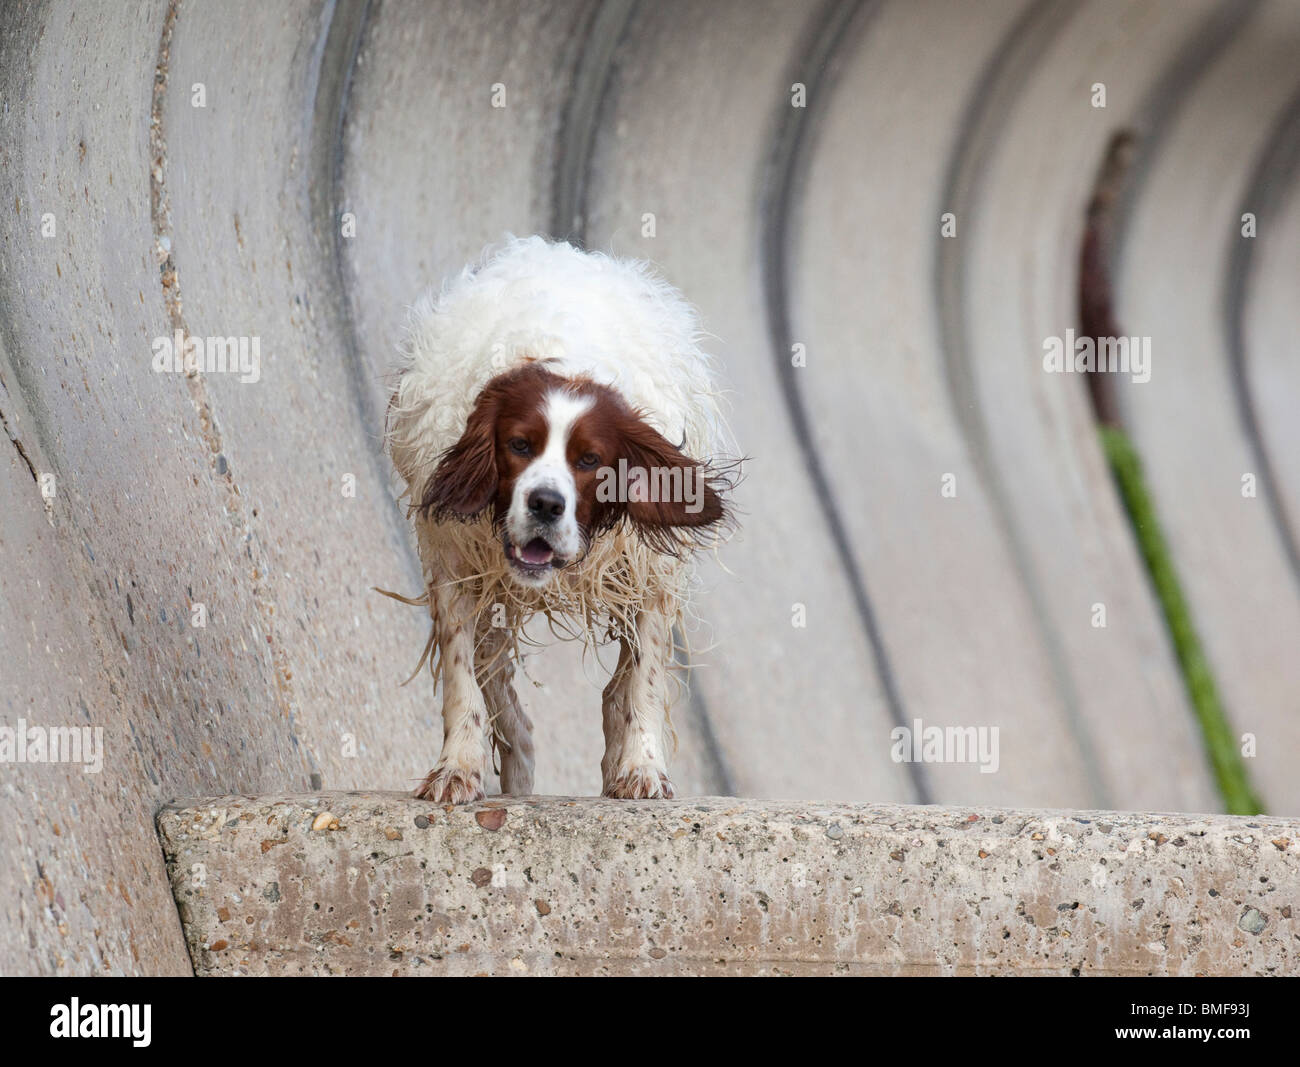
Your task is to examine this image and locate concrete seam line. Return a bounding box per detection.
[759,0,933,804]
[310,0,379,443]
[159,793,1300,976]
[671,622,736,796]
[931,0,1109,808]
[1223,79,1300,595]
[1108,0,1259,279]
[307,0,424,582]
[552,0,735,794]
[148,0,319,788]
[1094,0,1277,813]
[1080,0,1262,422]
[550,0,637,246]
[1077,132,1260,815]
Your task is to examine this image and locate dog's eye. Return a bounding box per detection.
[508,437,532,456]
[576,452,600,470]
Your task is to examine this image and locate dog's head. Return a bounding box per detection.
[419,363,732,587]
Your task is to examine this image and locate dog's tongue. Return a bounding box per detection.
[518,538,554,565]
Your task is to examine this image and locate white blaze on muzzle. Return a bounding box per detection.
[505,389,593,581]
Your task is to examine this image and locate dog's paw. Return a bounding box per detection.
[414,762,485,804]
[604,766,675,800]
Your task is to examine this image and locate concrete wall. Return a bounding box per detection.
[2,0,1298,974]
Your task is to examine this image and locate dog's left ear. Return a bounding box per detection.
[420,385,500,520]
[606,412,734,554]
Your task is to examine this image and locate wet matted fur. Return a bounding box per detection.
[382,236,737,802]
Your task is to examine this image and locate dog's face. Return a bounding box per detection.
[421,363,730,587]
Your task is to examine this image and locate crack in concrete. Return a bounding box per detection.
[0,363,55,526]
[0,399,38,484]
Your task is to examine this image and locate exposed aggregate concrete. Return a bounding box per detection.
[159,793,1300,975]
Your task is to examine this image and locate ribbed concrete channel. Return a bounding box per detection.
[2,0,1298,974]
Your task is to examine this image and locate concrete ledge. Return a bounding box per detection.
[157,793,1299,976]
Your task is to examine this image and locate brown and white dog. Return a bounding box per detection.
[386,237,735,804]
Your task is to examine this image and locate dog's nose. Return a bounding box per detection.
[527,487,565,522]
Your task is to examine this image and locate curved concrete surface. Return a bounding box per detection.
[1117,0,1300,812]
[1,0,1298,973]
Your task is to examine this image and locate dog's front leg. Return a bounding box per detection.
[476,625,535,796]
[414,574,488,804]
[601,606,676,800]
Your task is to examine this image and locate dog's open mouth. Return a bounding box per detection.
[505,534,563,576]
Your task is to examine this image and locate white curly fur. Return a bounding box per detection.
[385,236,731,804]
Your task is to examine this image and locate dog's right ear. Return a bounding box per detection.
[420,385,500,521]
